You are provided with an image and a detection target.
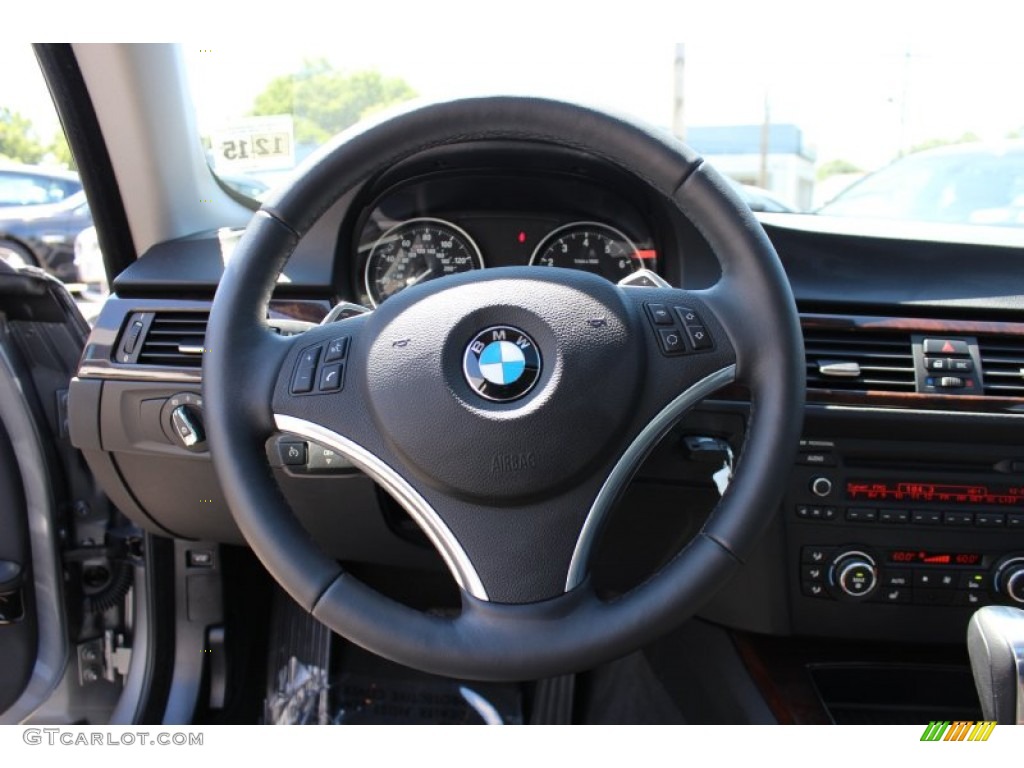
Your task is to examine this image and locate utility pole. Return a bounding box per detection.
[759,90,771,188]
[672,43,686,140]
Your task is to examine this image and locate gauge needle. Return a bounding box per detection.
[405,267,434,288]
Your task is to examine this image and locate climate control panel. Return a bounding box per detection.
[801,545,1024,608]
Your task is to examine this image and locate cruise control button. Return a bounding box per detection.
[307,442,353,472]
[685,325,713,350]
[645,303,673,325]
[657,328,687,355]
[923,338,969,355]
[319,362,343,392]
[324,337,349,363]
[278,441,307,466]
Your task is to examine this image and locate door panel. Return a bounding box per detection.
[0,418,36,712]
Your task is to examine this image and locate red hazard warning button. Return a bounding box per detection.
[923,338,969,356]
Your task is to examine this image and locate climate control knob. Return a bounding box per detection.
[831,551,878,598]
[994,557,1024,604]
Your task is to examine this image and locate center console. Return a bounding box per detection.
[785,436,1024,643]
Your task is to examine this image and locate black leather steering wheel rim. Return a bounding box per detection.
[204,97,804,681]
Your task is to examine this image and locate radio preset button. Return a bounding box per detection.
[975,513,1006,527]
[845,507,877,522]
[912,510,943,525]
[943,511,974,526]
[879,509,910,524]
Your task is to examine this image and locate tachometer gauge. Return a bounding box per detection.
[529,221,651,281]
[364,218,483,306]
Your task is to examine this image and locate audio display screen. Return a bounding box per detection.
[889,550,982,566]
[847,480,1024,507]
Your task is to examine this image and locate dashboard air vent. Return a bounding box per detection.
[804,328,915,393]
[978,336,1024,396]
[135,311,209,368]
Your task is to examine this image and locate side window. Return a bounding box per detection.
[0,171,50,205]
[1,43,97,302]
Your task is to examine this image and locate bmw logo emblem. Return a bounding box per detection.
[463,326,542,402]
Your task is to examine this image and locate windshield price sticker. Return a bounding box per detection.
[212,115,295,172]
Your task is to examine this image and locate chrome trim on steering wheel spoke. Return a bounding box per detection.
[565,364,737,592]
[273,414,489,601]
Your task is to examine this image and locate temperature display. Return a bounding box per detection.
[847,480,1024,507]
[889,550,983,566]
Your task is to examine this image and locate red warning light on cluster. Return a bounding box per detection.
[517,231,527,244]
[635,249,658,261]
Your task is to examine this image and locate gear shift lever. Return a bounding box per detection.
[967,605,1024,724]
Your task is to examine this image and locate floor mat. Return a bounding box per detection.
[263,587,522,724]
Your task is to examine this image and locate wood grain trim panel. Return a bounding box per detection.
[801,313,1024,337]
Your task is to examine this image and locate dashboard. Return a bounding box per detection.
[67,139,1024,653]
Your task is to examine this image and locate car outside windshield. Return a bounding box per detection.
[817,142,1024,227]
[174,11,1024,233]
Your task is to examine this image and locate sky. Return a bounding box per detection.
[3,1,1023,172]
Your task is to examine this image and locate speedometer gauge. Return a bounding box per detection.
[364,218,483,306]
[529,221,649,281]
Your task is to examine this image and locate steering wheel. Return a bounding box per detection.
[204,97,804,681]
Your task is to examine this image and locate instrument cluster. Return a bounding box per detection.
[348,170,662,307]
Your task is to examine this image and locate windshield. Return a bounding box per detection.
[175,15,1024,229]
